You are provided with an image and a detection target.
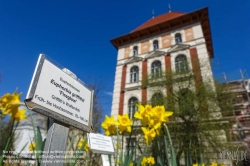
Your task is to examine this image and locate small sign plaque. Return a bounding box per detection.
[25,54,93,131]
[88,133,115,154]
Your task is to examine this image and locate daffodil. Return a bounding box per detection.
[116,159,121,164]
[192,164,198,166]
[101,115,119,136]
[147,156,155,164]
[210,162,217,166]
[148,118,161,130]
[29,142,36,152]
[141,127,156,144]
[141,157,147,166]
[118,113,133,133]
[152,105,173,123]
[14,109,27,122]
[134,104,153,126]
[116,143,120,149]
[0,90,22,114]
[77,138,89,151]
[129,162,134,166]
[0,90,27,121]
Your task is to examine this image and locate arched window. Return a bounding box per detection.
[153,40,159,51]
[128,97,138,119]
[151,60,162,78]
[130,66,139,83]
[177,89,194,116]
[175,33,182,44]
[133,46,138,56]
[175,54,189,73]
[151,93,164,106]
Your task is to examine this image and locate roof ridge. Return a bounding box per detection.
[131,11,186,33]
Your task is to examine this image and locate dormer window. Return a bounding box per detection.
[133,46,138,56]
[175,33,182,44]
[153,40,159,51]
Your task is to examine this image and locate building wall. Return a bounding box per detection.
[111,22,213,116]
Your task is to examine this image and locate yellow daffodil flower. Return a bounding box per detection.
[77,138,90,151]
[129,162,134,166]
[210,162,217,166]
[152,105,173,123]
[148,117,161,130]
[141,127,156,144]
[14,109,27,122]
[147,156,155,164]
[118,113,133,134]
[192,164,198,166]
[101,115,119,136]
[134,104,153,126]
[0,90,27,121]
[141,157,147,166]
[28,142,36,152]
[0,90,22,114]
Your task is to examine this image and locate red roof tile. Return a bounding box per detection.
[131,11,185,33]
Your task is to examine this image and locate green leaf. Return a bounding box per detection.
[70,136,88,166]
[36,126,43,159]
[164,135,170,166]
[136,146,147,166]
[17,142,28,157]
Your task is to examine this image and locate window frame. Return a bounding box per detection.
[133,46,138,56]
[130,66,139,83]
[175,33,182,44]
[151,60,162,78]
[153,40,159,51]
[175,54,189,73]
[128,97,138,119]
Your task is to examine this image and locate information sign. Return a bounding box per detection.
[25,54,93,131]
[88,133,115,154]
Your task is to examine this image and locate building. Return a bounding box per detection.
[110,7,227,165]
[111,7,214,119]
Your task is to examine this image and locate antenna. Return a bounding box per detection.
[168,3,171,13]
[152,9,155,18]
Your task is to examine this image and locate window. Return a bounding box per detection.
[175,54,189,73]
[151,93,164,106]
[151,60,162,78]
[175,33,182,44]
[153,40,159,50]
[133,46,138,56]
[128,97,138,119]
[130,66,139,83]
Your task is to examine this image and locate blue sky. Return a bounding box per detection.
[0,0,249,117]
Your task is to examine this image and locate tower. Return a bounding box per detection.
[110,7,214,119]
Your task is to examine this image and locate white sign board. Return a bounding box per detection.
[88,133,115,154]
[25,54,93,131]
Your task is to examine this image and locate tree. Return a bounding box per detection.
[141,59,235,165]
[66,77,107,165]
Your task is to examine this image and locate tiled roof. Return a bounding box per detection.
[131,11,185,33]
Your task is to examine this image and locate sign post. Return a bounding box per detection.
[25,54,94,165]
